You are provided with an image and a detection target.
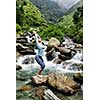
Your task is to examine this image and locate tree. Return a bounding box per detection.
[16,0,46,32]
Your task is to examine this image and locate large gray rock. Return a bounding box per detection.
[55,47,72,60]
[16,43,26,51]
[19,49,35,55]
[22,56,34,64]
[47,72,80,95]
[56,47,71,54]
[16,38,27,43]
[46,47,57,61]
[58,54,71,61]
[48,37,60,47]
[16,64,22,70]
[16,43,35,55]
[33,86,46,100]
[55,47,77,61]
[53,58,62,64]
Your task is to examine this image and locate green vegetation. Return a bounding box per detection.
[16,0,46,34]
[39,6,83,43]
[57,6,83,43]
[38,24,64,42]
[31,0,66,23]
[16,0,83,44]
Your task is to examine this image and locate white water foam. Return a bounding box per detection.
[16,48,83,74]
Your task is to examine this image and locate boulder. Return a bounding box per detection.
[16,64,22,70]
[55,47,77,61]
[32,75,47,84]
[19,49,35,55]
[73,73,83,85]
[16,43,29,52]
[75,44,83,48]
[33,86,46,100]
[16,43,35,55]
[22,56,34,64]
[33,87,61,100]
[16,51,21,57]
[17,85,32,91]
[16,43,26,51]
[48,37,60,47]
[53,58,62,64]
[16,38,27,43]
[58,54,72,61]
[47,72,80,95]
[57,47,71,55]
[46,48,57,61]
[55,47,72,60]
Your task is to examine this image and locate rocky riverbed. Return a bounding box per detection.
[16,34,83,100]
[16,70,83,100]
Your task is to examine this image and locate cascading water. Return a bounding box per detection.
[16,43,83,74]
[58,49,83,73]
[16,37,83,100]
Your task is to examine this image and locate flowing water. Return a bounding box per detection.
[16,48,83,73]
[16,39,83,100]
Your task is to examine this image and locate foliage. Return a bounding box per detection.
[57,6,83,44]
[72,6,83,43]
[39,6,83,43]
[16,23,22,33]
[16,0,46,32]
[31,0,83,24]
[31,0,66,23]
[39,24,64,42]
[16,0,83,44]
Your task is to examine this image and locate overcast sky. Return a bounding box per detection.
[50,0,80,10]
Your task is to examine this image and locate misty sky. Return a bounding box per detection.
[50,0,80,10]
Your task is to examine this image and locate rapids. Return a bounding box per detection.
[16,42,83,74]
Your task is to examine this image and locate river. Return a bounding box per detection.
[16,37,83,100]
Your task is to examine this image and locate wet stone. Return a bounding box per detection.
[22,57,34,64]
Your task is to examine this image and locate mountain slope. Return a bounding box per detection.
[57,5,83,43]
[31,0,81,23]
[16,0,46,33]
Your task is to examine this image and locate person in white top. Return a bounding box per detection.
[32,31,45,75]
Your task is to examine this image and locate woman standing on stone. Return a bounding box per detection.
[33,31,45,76]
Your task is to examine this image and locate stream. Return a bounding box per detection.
[16,37,83,100]
[16,48,83,73]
